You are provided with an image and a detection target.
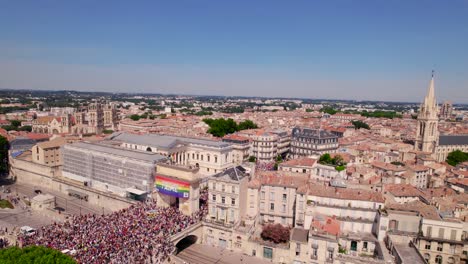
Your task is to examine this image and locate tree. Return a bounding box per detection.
[238,120,258,130]
[446,150,468,166]
[0,135,8,174]
[320,107,338,115]
[102,129,114,134]
[261,224,290,244]
[351,120,370,130]
[0,246,76,264]
[248,156,257,162]
[319,153,332,165]
[203,118,258,137]
[10,120,21,127]
[129,114,140,121]
[18,126,32,132]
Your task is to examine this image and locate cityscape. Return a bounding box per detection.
[0,1,468,264]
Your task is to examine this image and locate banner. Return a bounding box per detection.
[155,175,190,198]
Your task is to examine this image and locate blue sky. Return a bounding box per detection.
[0,1,467,102]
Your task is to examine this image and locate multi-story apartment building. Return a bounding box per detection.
[417,217,466,264]
[249,173,308,226]
[222,134,250,165]
[290,127,339,159]
[31,137,67,166]
[237,129,290,162]
[108,132,234,175]
[252,132,278,162]
[204,166,249,249]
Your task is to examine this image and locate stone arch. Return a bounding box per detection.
[175,235,198,254]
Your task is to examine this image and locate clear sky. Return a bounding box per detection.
[1,1,467,103]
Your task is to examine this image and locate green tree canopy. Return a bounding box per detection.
[446,150,468,166]
[320,107,338,115]
[351,120,370,130]
[129,114,140,121]
[203,118,258,137]
[0,246,76,264]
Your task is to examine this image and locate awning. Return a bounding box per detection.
[126,187,147,196]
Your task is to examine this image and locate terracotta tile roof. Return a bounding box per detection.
[303,183,385,203]
[310,215,341,236]
[250,171,309,189]
[280,158,317,167]
[386,200,441,220]
[384,184,426,198]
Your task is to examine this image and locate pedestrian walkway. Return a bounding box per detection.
[170,244,271,264]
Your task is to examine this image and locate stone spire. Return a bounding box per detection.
[420,71,437,118]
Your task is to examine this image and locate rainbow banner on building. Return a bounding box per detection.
[155,175,190,198]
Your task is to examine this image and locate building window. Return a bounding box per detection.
[328,250,334,260]
[423,253,430,263]
[426,226,432,237]
[363,241,368,250]
[207,155,210,162]
[232,186,235,193]
[201,155,204,161]
[282,194,287,202]
[231,198,236,206]
[438,228,445,239]
[281,217,286,225]
[425,242,431,250]
[270,192,275,200]
[221,197,225,204]
[263,247,273,259]
[212,195,216,201]
[282,204,286,213]
[260,202,265,210]
[435,255,442,264]
[261,191,265,200]
[222,184,225,192]
[270,203,274,211]
[437,242,443,252]
[450,244,455,254]
[450,230,457,240]
[215,156,218,163]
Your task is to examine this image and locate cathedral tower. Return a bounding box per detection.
[415,72,439,153]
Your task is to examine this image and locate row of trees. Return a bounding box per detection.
[1,120,32,132]
[203,118,258,137]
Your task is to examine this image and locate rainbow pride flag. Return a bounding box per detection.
[155,175,190,198]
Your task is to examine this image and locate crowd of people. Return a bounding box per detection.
[0,238,8,249]
[20,200,207,264]
[256,161,276,171]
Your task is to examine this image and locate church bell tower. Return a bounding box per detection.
[414,72,439,153]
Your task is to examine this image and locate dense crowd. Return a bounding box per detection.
[256,161,275,171]
[20,200,206,264]
[0,238,8,249]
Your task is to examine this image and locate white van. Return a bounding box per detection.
[20,226,36,236]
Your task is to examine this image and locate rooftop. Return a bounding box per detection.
[64,141,167,163]
[439,135,468,146]
[108,132,231,149]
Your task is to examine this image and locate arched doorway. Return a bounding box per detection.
[175,235,198,254]
[350,241,357,251]
[146,147,152,152]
